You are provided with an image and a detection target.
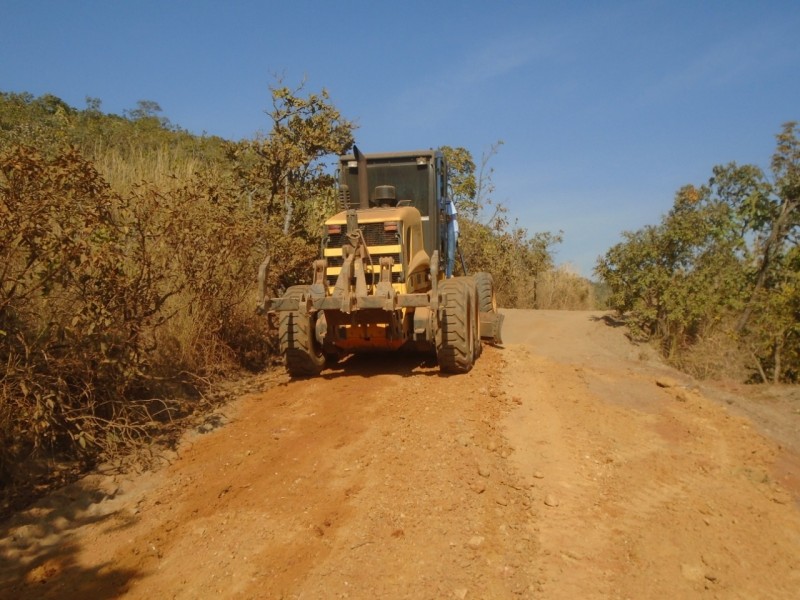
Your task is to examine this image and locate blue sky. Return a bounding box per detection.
[2,1,799,277]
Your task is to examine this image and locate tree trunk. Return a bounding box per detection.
[736,196,797,333]
[749,349,769,384]
[772,336,784,384]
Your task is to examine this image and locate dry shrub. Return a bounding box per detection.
[0,145,291,486]
[125,179,263,375]
[0,145,168,479]
[498,274,537,309]
[669,327,751,381]
[536,266,597,310]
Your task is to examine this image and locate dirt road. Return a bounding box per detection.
[2,310,799,599]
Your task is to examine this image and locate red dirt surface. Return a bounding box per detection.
[2,310,799,599]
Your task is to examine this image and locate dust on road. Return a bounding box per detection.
[2,310,799,599]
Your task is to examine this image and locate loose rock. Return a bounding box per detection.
[656,376,680,389]
[467,536,484,549]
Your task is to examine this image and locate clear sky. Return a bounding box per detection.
[2,1,799,277]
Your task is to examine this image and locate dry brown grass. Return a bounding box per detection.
[535,266,597,310]
[669,329,752,381]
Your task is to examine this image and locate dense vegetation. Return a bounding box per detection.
[596,122,799,383]
[1,87,579,503]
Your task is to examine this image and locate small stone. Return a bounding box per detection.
[533,471,545,479]
[471,481,486,494]
[467,536,484,549]
[454,588,468,599]
[656,376,680,389]
[456,433,471,447]
[496,496,508,506]
[544,495,559,507]
[477,464,491,478]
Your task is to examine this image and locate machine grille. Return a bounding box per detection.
[327,222,399,248]
[325,223,402,286]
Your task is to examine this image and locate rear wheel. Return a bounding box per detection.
[437,279,475,373]
[467,279,482,360]
[278,285,326,377]
[475,272,497,313]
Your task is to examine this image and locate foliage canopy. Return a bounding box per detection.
[597,122,800,383]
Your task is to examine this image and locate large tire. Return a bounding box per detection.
[467,278,482,360]
[437,279,475,373]
[278,285,326,377]
[474,272,497,313]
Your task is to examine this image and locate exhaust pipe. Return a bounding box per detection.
[353,145,369,210]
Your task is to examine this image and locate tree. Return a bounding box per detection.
[440,145,476,208]
[597,123,800,382]
[735,121,800,333]
[228,82,354,235]
[124,99,162,120]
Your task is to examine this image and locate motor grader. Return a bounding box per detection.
[260,147,503,376]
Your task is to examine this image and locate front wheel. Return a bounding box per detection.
[278,285,326,377]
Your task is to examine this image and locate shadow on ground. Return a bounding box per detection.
[316,352,441,380]
[590,312,628,328]
[0,476,140,599]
